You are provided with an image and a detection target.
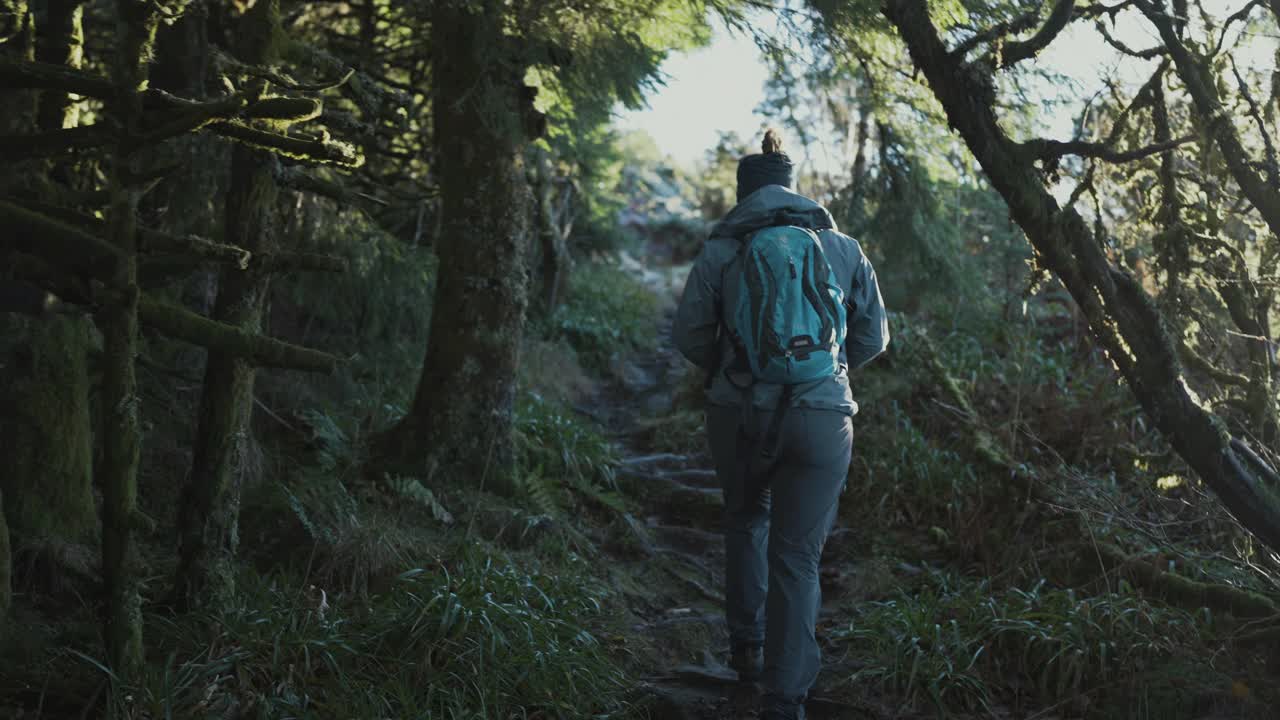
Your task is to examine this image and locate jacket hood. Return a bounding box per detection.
[710,184,837,239]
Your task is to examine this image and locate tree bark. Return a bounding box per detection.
[531,147,572,313]
[0,490,9,628]
[148,0,224,248]
[372,0,539,494]
[1,0,96,551]
[2,311,96,542]
[99,0,160,684]
[883,0,1280,553]
[174,0,281,612]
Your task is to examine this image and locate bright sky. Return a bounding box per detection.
[614,5,1275,172]
[614,22,770,169]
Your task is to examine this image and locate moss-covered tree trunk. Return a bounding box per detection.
[3,0,96,551]
[0,490,9,626]
[99,0,160,684]
[174,0,280,611]
[4,314,96,542]
[373,0,539,493]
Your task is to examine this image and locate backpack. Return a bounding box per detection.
[723,223,847,386]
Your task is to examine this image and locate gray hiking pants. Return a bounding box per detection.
[706,403,852,718]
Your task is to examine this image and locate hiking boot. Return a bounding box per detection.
[729,645,763,681]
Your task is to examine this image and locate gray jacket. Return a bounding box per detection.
[673,185,889,416]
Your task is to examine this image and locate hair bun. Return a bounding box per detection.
[762,128,783,155]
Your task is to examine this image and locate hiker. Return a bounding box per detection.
[672,129,889,720]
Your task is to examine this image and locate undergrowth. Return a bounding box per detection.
[99,549,636,719]
[544,261,658,372]
[840,573,1232,718]
[514,391,626,517]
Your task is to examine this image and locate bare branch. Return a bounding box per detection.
[1229,56,1280,186]
[950,12,1042,58]
[1140,0,1280,238]
[1001,0,1077,68]
[1214,0,1266,57]
[1095,20,1165,58]
[1023,134,1194,164]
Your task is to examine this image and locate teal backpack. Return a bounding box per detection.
[724,222,847,387]
[715,217,847,486]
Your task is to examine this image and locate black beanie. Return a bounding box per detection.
[736,151,794,202]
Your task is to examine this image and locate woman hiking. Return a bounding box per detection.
[672,129,889,720]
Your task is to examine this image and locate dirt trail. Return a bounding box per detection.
[595,306,880,720]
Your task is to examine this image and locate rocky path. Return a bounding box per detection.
[596,310,880,720]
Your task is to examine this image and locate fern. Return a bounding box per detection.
[285,486,326,544]
[565,472,627,514]
[513,392,627,517]
[284,477,360,546]
[382,474,454,525]
[517,467,565,518]
[300,408,355,472]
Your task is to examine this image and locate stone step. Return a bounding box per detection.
[618,452,690,469]
[662,467,719,489]
[651,524,722,556]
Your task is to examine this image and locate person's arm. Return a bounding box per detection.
[672,241,726,371]
[844,240,889,370]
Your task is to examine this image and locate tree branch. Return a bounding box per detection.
[1095,19,1165,59]
[0,54,114,97]
[137,295,337,373]
[0,124,115,161]
[1000,0,1077,68]
[1229,56,1280,187]
[884,0,1280,554]
[950,11,1042,58]
[1023,134,1195,164]
[1139,0,1280,239]
[1179,341,1251,387]
[0,198,122,282]
[211,120,363,167]
[11,197,252,267]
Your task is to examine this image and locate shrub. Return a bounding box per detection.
[544,261,658,372]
